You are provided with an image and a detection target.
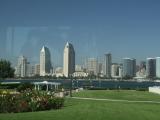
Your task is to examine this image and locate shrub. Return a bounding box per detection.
[0,90,64,113]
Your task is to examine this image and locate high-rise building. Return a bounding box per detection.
[87,58,98,75]
[25,64,35,77]
[40,46,52,76]
[132,58,136,77]
[122,58,136,78]
[146,58,156,78]
[98,63,103,74]
[16,56,27,77]
[35,64,40,75]
[63,42,75,77]
[156,57,160,78]
[104,53,112,78]
[119,65,123,78]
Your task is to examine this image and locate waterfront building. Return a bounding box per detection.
[111,63,119,78]
[132,58,136,77]
[40,46,52,76]
[55,67,63,77]
[75,65,83,72]
[87,58,98,75]
[97,63,103,75]
[156,57,160,78]
[136,61,146,78]
[16,56,27,77]
[73,71,88,77]
[122,58,136,78]
[104,53,112,78]
[35,64,40,75]
[26,63,35,77]
[119,65,123,78]
[146,58,156,78]
[63,42,75,77]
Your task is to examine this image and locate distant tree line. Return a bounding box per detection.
[0,59,15,79]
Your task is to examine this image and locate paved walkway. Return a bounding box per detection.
[71,97,160,104]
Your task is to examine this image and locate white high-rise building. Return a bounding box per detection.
[63,42,75,77]
[40,46,52,76]
[156,57,160,78]
[104,53,112,78]
[16,56,27,77]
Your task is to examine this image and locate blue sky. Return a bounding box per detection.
[0,0,160,66]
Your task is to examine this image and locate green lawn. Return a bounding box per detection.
[0,90,160,120]
[73,90,160,101]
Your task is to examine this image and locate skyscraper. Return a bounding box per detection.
[63,42,75,77]
[132,58,136,77]
[16,56,27,77]
[98,63,103,75]
[122,58,136,78]
[104,53,112,78]
[40,46,52,76]
[156,57,160,78]
[146,58,156,78]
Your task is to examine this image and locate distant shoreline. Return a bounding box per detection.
[0,78,159,83]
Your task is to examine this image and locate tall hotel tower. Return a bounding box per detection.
[40,46,52,76]
[63,42,75,77]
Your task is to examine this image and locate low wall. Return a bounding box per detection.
[149,86,160,94]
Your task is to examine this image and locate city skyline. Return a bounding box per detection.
[13,44,160,78]
[1,0,160,66]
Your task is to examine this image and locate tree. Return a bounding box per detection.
[0,59,15,78]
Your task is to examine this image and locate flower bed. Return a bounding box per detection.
[0,90,64,113]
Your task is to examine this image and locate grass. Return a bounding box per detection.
[73,90,160,101]
[0,90,160,120]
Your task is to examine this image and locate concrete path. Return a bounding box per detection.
[71,97,160,104]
